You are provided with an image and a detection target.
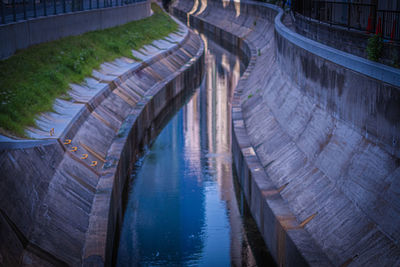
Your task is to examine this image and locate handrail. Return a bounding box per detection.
[275,7,400,88]
[293,0,400,41]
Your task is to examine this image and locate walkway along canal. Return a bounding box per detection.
[116,33,275,266]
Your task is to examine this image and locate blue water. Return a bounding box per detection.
[116,35,274,267]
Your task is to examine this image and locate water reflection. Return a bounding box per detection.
[116,34,274,266]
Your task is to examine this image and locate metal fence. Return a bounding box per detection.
[0,0,145,24]
[293,1,400,41]
[378,10,400,42]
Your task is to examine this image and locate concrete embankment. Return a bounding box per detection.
[172,0,400,266]
[0,16,204,265]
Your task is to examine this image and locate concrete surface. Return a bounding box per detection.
[172,0,400,266]
[0,1,151,59]
[0,15,204,265]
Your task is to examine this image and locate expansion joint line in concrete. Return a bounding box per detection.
[56,139,103,177]
[66,149,102,177]
[79,142,107,163]
[113,89,138,108]
[91,111,119,133]
[0,208,68,266]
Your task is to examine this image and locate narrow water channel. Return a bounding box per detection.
[116,33,275,266]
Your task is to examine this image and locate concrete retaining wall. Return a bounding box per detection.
[82,32,204,266]
[173,0,400,266]
[0,1,151,59]
[0,16,204,265]
[277,15,400,156]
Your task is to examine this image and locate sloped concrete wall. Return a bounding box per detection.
[0,18,204,265]
[275,17,400,157]
[82,33,204,266]
[0,1,151,59]
[172,0,400,266]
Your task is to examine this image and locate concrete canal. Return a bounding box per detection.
[116,34,275,266]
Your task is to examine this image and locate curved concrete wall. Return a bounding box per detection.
[0,17,204,265]
[0,1,151,59]
[276,13,400,157]
[173,0,400,266]
[82,32,204,266]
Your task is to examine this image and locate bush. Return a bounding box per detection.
[366,34,383,62]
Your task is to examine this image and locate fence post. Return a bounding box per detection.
[33,0,37,17]
[53,0,56,14]
[1,0,5,24]
[373,5,377,34]
[44,0,47,16]
[390,18,396,42]
[347,2,351,29]
[12,0,16,21]
[383,11,386,37]
[23,0,27,19]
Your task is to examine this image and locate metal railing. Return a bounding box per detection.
[378,10,400,42]
[0,0,145,25]
[293,1,400,41]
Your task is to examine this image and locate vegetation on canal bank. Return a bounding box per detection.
[0,3,178,137]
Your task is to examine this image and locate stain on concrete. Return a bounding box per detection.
[0,18,204,266]
[173,0,400,266]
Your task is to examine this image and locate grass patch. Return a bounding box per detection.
[0,3,178,137]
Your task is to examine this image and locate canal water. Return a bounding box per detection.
[116,33,274,266]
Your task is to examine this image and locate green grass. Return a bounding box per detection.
[0,3,178,137]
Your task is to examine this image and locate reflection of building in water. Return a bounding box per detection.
[117,112,206,265]
[118,32,269,267]
[183,91,201,179]
[176,112,206,262]
[195,34,258,266]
